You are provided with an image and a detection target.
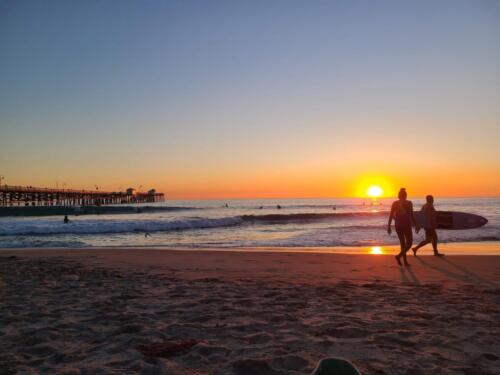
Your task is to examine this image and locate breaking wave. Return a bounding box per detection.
[0,212,388,236]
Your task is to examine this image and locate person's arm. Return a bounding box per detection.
[387,202,395,235]
[410,202,419,233]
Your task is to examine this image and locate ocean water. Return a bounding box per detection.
[0,198,498,250]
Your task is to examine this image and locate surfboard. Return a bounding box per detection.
[414,211,487,230]
[311,358,361,375]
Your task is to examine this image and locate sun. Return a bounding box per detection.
[354,175,394,198]
[367,185,383,198]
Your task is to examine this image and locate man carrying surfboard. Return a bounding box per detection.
[387,188,419,267]
[412,195,444,256]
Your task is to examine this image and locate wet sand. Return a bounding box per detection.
[1,246,499,374]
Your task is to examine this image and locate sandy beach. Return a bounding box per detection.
[1,246,499,375]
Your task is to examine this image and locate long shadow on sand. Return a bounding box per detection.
[438,257,490,285]
[399,267,420,284]
[414,256,489,284]
[406,267,420,285]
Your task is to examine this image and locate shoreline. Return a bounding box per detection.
[1,241,499,255]
[2,245,500,285]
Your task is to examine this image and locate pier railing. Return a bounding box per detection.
[0,185,117,195]
[0,185,165,207]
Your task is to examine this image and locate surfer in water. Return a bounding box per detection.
[412,195,444,256]
[387,188,419,266]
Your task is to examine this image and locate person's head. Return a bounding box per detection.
[426,195,434,204]
[398,188,407,201]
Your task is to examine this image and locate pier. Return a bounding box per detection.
[0,185,165,207]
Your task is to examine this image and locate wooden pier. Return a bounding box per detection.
[0,185,165,207]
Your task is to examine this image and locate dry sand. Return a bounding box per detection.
[0,246,499,374]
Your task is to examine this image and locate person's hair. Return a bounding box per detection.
[398,188,407,200]
[426,195,434,203]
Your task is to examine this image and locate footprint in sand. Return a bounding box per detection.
[271,355,309,371]
[330,327,371,339]
[232,358,284,375]
[245,332,273,344]
[192,343,231,357]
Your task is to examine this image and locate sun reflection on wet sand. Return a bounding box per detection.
[370,246,383,254]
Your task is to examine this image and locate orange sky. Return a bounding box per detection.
[4,160,499,199]
[2,2,499,199]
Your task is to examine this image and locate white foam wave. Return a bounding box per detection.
[0,216,244,236]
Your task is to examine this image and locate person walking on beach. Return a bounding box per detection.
[387,188,419,266]
[412,195,444,256]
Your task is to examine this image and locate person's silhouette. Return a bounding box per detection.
[387,188,419,266]
[412,195,444,256]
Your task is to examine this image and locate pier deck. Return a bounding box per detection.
[0,185,165,207]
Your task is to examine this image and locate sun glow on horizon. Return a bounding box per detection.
[370,246,383,254]
[354,176,395,198]
[367,185,383,198]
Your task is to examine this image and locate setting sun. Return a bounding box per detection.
[367,185,384,198]
[370,246,383,255]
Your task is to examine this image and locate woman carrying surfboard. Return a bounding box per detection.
[387,188,419,267]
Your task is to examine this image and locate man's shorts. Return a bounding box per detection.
[424,228,437,238]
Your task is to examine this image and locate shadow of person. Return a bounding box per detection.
[414,256,477,284]
[399,267,420,285]
[439,257,490,285]
[406,267,420,285]
[399,267,411,284]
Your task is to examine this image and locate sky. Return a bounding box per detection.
[1,0,499,198]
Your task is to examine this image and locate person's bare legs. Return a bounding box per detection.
[395,229,405,266]
[432,231,444,256]
[432,232,438,253]
[396,228,412,266]
[413,236,430,256]
[403,228,412,266]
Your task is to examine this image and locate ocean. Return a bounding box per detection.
[0,198,498,251]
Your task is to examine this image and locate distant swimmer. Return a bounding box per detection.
[63,215,71,224]
[224,203,229,208]
[332,206,336,210]
[276,204,282,209]
[144,232,152,238]
[387,188,419,267]
[259,206,263,209]
[412,195,444,256]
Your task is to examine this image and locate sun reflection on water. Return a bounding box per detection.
[370,246,383,254]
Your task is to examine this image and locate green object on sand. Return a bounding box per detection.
[311,358,361,375]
